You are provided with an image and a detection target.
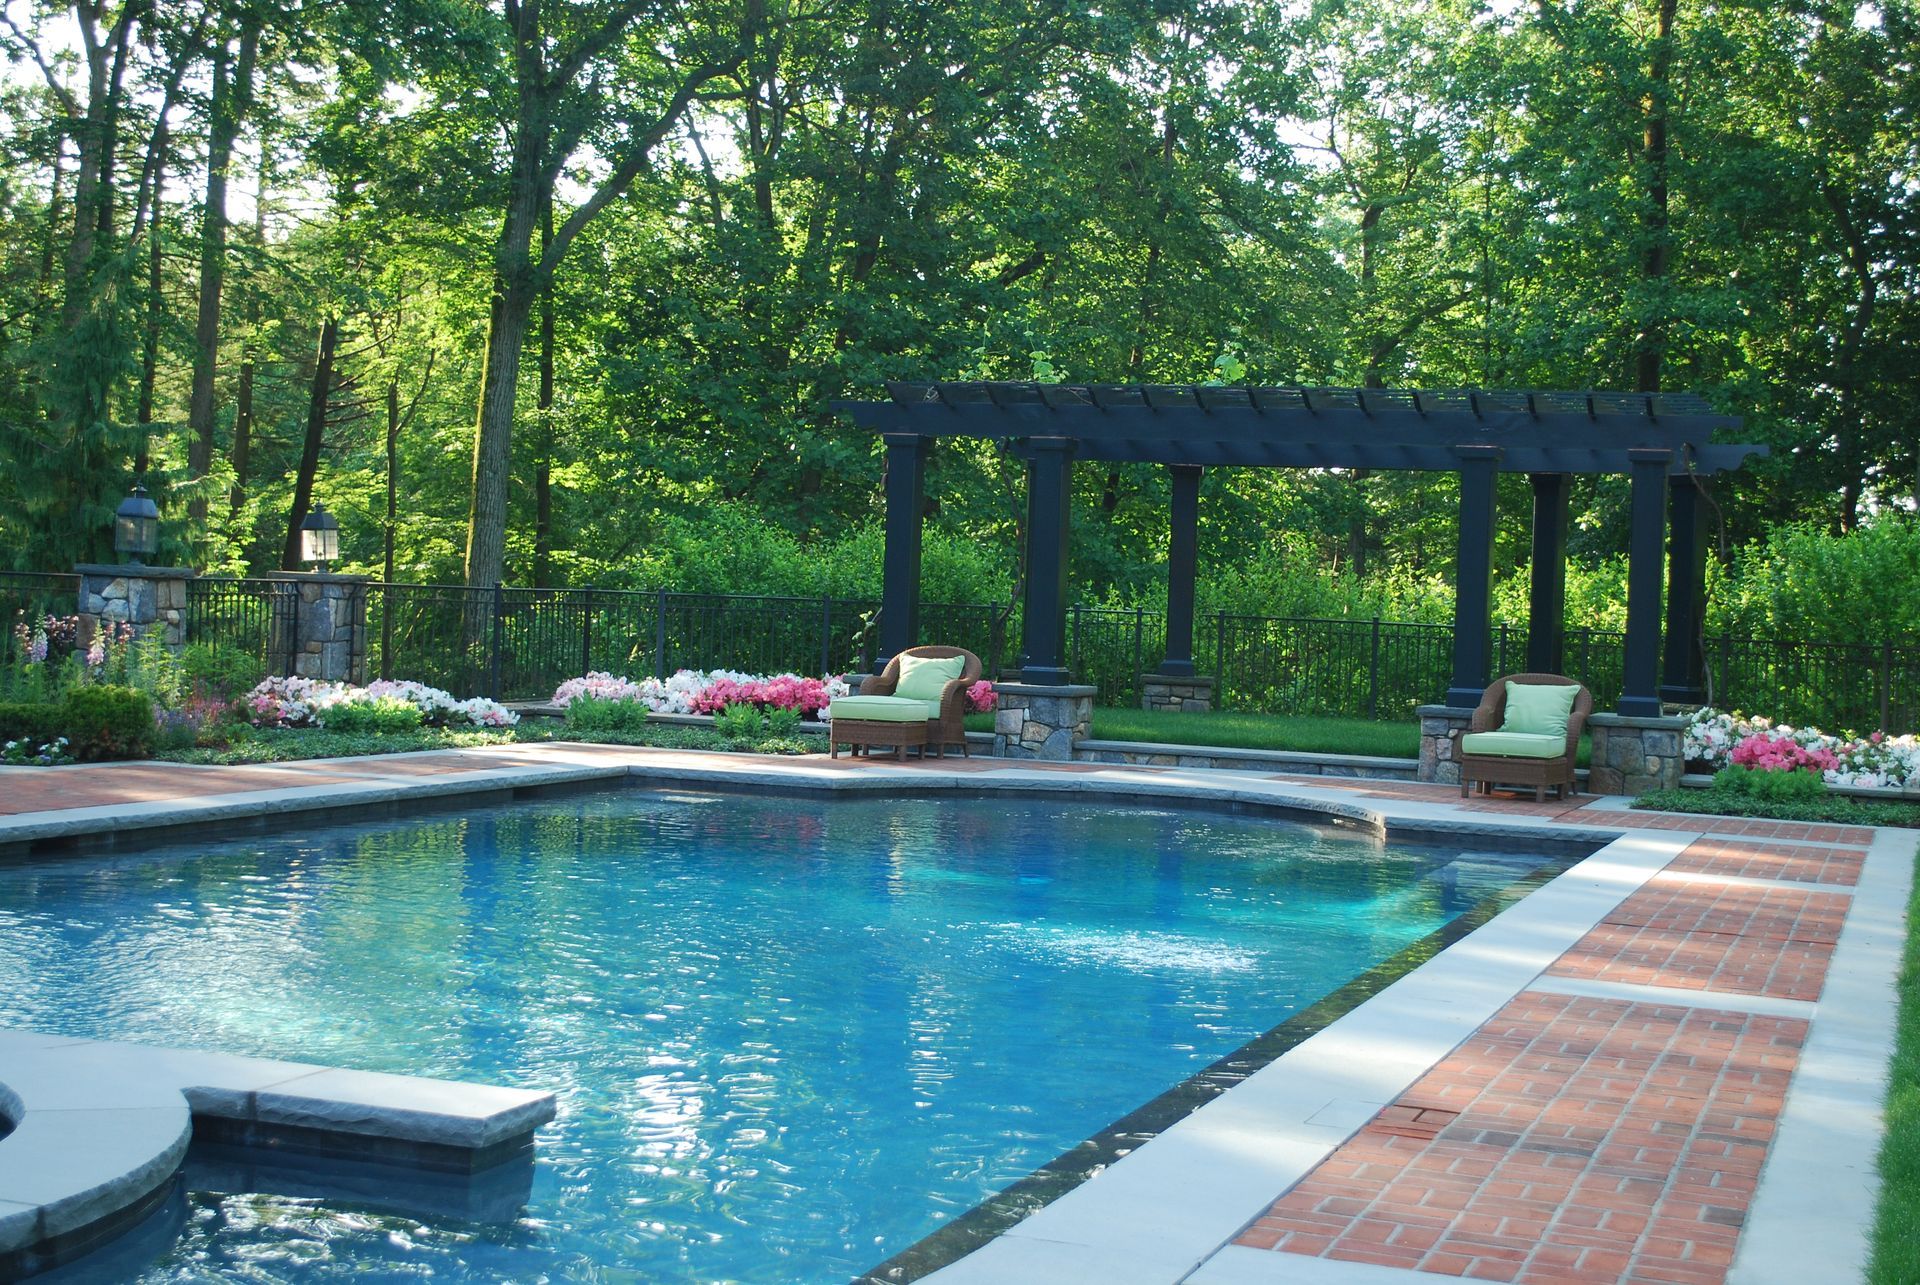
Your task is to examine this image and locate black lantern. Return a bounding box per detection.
[113,486,160,563]
[299,504,340,573]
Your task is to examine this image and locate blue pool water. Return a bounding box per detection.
[0,790,1551,1283]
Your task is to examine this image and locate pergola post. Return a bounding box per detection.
[876,432,926,670]
[1158,464,1202,677]
[1660,474,1709,705]
[1445,445,1503,708]
[1619,448,1672,716]
[1019,438,1076,685]
[1526,473,1571,675]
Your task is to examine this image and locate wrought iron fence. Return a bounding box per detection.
[10,566,1914,733]
[184,577,299,676]
[0,571,83,667]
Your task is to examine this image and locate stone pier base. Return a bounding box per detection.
[1140,674,1214,714]
[1586,713,1686,796]
[992,683,1096,759]
[1415,704,1474,785]
[75,563,192,649]
[286,574,369,684]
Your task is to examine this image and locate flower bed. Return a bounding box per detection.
[246,676,518,730]
[1684,707,1919,790]
[551,669,1000,718]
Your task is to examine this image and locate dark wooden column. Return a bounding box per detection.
[1619,447,1672,716]
[1660,474,1709,705]
[1019,437,1076,685]
[1526,473,1571,675]
[876,433,926,670]
[1445,445,1503,708]
[1158,464,1202,677]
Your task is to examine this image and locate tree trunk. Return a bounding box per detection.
[283,315,339,571]
[231,141,270,516]
[386,378,400,586]
[134,118,167,475]
[533,202,556,586]
[33,148,65,341]
[186,23,261,527]
[1633,0,1676,394]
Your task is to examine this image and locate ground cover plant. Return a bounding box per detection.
[1872,851,1920,1283]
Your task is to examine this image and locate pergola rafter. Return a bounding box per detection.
[834,381,1767,715]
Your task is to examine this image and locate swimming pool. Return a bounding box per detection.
[0,789,1556,1282]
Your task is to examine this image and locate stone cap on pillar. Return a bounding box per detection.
[74,563,196,580]
[991,682,1098,698]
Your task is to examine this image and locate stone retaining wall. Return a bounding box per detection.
[991,683,1095,759]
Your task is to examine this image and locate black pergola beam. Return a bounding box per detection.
[1019,438,1076,685]
[1446,446,1503,708]
[1159,465,1202,677]
[1661,476,1710,705]
[1619,448,1672,716]
[1527,474,1571,675]
[845,400,1734,451]
[996,439,1763,476]
[877,434,926,670]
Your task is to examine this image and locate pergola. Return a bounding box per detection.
[834,383,1767,716]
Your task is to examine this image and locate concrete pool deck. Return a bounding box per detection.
[0,743,1911,1284]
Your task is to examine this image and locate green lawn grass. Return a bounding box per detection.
[1872,850,1920,1282]
[1633,787,1920,829]
[966,708,1422,758]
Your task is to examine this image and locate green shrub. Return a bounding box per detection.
[1712,764,1828,802]
[321,696,425,734]
[0,701,62,744]
[713,702,763,740]
[565,694,652,731]
[180,643,266,698]
[763,706,803,738]
[59,685,156,761]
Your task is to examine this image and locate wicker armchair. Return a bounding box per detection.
[1453,673,1592,802]
[858,646,982,757]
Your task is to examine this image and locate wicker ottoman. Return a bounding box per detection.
[828,695,934,760]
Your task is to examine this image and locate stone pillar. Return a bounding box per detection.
[75,563,193,649]
[992,682,1095,760]
[288,574,369,684]
[1415,704,1474,785]
[1586,713,1686,795]
[1140,674,1214,714]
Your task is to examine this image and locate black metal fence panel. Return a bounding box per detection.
[0,571,83,666]
[7,569,1909,732]
[184,578,298,676]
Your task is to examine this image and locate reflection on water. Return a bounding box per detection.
[0,792,1550,1284]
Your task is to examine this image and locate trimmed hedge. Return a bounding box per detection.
[57,685,157,761]
[0,701,62,745]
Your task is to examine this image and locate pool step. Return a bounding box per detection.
[0,1029,555,1279]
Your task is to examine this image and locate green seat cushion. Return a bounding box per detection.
[830,695,938,723]
[1460,731,1567,759]
[895,653,966,701]
[1501,681,1579,738]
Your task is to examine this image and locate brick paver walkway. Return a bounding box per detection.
[1233,796,1875,1284]
[1237,991,1804,1284]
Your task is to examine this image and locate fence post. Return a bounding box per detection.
[1716,633,1731,709]
[1368,616,1382,722]
[654,588,668,679]
[488,582,505,700]
[820,595,833,678]
[580,586,594,679]
[1132,607,1143,699]
[1215,612,1227,706]
[1881,640,1894,732]
[1071,605,1082,678]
